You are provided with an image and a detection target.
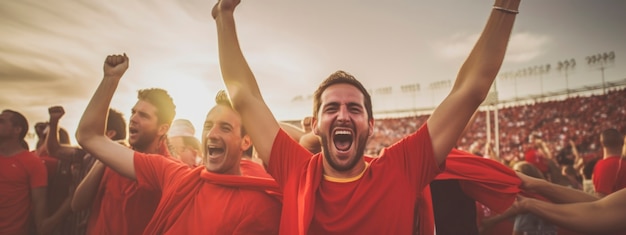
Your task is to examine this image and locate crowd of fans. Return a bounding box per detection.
[366,87,626,163]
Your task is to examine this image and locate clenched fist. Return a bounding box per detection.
[48,105,65,121]
[103,53,129,78]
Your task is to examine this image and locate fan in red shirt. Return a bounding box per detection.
[75,53,281,235]
[72,58,178,235]
[1,110,71,235]
[213,0,520,233]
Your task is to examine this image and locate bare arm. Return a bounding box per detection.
[31,187,73,235]
[46,106,81,162]
[570,140,584,172]
[213,0,280,165]
[76,54,136,179]
[426,0,519,165]
[519,189,626,234]
[71,160,106,211]
[279,122,305,142]
[31,187,47,235]
[300,132,322,154]
[517,172,598,203]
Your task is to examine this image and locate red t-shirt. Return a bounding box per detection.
[593,156,626,195]
[0,150,48,235]
[268,124,442,235]
[135,153,282,235]
[85,167,161,235]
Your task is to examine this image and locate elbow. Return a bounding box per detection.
[70,198,86,212]
[75,126,93,147]
[226,86,255,111]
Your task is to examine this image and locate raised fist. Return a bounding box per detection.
[48,106,66,121]
[103,53,129,78]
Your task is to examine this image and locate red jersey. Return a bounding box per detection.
[0,150,48,235]
[593,156,626,195]
[268,124,442,235]
[135,153,281,235]
[86,146,171,235]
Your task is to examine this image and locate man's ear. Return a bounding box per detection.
[312,117,320,135]
[158,124,170,137]
[105,130,117,139]
[241,135,252,152]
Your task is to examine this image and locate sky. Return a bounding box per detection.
[1,0,625,147]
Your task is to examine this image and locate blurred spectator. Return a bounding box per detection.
[167,119,202,167]
[592,128,626,197]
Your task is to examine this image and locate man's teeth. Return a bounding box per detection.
[335,130,351,135]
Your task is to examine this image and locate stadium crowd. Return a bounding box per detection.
[3,0,626,234]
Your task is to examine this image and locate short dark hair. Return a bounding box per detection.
[601,128,623,149]
[214,90,246,136]
[107,108,127,141]
[312,70,373,120]
[137,88,176,125]
[2,109,29,140]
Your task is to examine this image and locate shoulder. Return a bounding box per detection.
[16,151,45,166]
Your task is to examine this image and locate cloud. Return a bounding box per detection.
[433,31,551,64]
[505,32,551,63]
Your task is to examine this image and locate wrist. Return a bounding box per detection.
[103,75,123,80]
[493,0,520,14]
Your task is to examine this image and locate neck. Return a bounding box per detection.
[604,148,621,158]
[136,139,164,155]
[322,157,367,179]
[0,139,25,157]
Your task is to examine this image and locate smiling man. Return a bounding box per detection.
[76,54,281,234]
[213,0,520,233]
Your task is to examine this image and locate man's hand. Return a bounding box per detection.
[516,171,545,192]
[48,106,65,122]
[34,122,49,138]
[212,0,240,19]
[103,53,129,78]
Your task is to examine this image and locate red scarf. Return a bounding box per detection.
[415,149,522,235]
[143,166,281,234]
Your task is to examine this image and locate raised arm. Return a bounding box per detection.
[213,0,280,164]
[76,54,136,179]
[46,106,81,162]
[426,0,519,165]
[519,188,626,234]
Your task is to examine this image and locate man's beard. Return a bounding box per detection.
[130,130,159,152]
[320,132,368,172]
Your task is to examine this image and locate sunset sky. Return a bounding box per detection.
[2,0,625,147]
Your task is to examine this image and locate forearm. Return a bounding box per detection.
[46,118,61,154]
[31,187,47,235]
[532,179,598,203]
[40,197,72,235]
[214,6,280,163]
[457,0,519,96]
[523,198,622,234]
[215,12,261,102]
[426,0,518,164]
[71,161,105,211]
[76,77,118,144]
